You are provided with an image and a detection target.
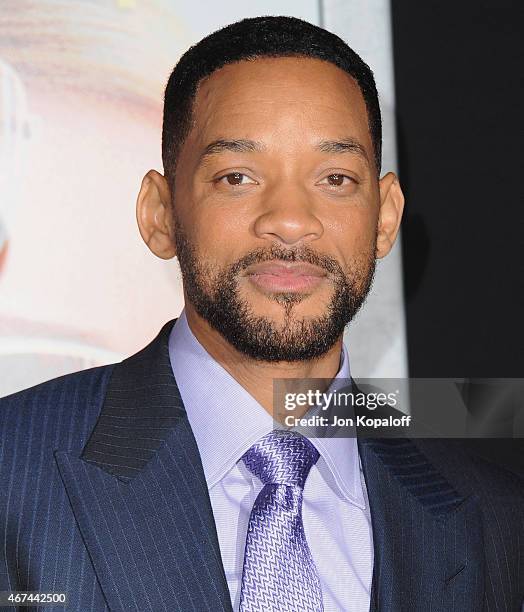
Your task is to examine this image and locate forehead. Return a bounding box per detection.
[189,56,371,148]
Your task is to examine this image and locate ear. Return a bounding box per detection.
[136,170,177,259]
[376,172,405,259]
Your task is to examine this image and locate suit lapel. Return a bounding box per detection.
[55,320,232,612]
[358,437,485,612]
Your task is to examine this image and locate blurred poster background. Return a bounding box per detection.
[0,0,406,396]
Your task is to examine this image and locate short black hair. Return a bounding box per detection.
[162,15,382,188]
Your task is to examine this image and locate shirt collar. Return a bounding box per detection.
[168,309,366,509]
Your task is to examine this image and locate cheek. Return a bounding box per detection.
[176,205,246,268]
[355,216,379,252]
[328,207,378,260]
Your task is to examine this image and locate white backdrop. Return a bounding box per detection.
[0,0,406,397]
[323,0,408,379]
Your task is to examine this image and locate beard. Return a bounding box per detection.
[174,222,376,362]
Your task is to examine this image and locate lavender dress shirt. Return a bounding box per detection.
[169,310,373,611]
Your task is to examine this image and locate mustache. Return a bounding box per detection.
[228,244,344,277]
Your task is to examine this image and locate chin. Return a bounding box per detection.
[246,293,330,320]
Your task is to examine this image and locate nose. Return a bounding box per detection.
[253,183,324,246]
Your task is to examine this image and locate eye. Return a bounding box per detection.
[216,172,257,186]
[319,173,355,187]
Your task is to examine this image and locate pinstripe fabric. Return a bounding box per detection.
[0,365,113,611]
[79,322,186,480]
[406,438,524,612]
[359,437,524,611]
[1,319,523,611]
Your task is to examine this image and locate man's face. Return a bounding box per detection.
[171,57,382,361]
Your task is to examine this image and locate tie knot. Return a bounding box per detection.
[242,430,319,488]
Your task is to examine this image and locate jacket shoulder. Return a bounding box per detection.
[0,365,115,453]
[0,363,115,406]
[415,438,524,509]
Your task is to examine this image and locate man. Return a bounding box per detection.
[0,15,522,612]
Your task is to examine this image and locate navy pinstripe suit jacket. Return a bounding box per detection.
[1,320,523,611]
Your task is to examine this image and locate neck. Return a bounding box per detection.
[184,305,344,417]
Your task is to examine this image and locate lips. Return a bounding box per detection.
[243,261,328,293]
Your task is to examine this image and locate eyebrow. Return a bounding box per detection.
[315,138,370,164]
[197,136,369,166]
[198,138,266,165]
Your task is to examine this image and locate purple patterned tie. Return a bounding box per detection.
[239,429,324,611]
